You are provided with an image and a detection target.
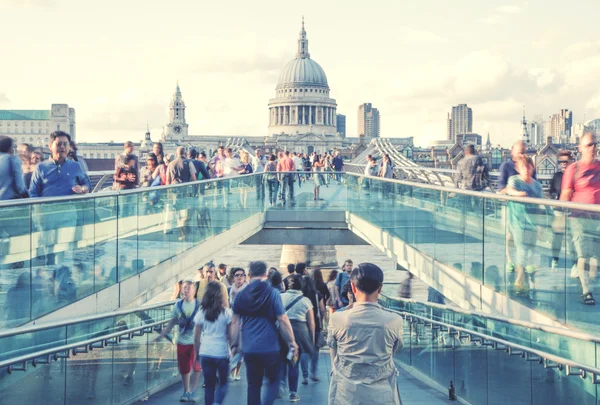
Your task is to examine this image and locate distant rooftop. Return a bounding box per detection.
[0,110,50,120]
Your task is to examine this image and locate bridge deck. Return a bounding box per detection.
[140,352,453,405]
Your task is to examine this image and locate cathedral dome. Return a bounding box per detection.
[277,57,328,88]
[275,18,329,90]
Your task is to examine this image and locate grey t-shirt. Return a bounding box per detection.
[281,290,313,322]
[171,299,199,345]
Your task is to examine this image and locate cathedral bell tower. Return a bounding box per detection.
[166,81,189,139]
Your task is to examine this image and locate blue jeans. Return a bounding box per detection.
[300,350,319,378]
[200,356,229,405]
[245,352,281,405]
[287,359,300,393]
[281,174,294,203]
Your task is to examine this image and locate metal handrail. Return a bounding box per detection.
[380,293,600,345]
[1,319,169,373]
[6,170,599,213]
[343,172,600,213]
[0,171,342,207]
[0,300,175,339]
[391,308,600,383]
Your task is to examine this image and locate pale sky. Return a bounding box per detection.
[1,0,599,147]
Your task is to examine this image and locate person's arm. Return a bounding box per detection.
[496,163,509,193]
[230,314,242,352]
[28,166,42,198]
[12,157,27,195]
[277,313,299,355]
[189,161,197,181]
[154,318,177,341]
[193,323,203,360]
[318,298,326,326]
[335,275,343,308]
[306,308,315,345]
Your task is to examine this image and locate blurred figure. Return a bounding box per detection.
[68,140,89,175]
[312,154,325,201]
[0,136,27,200]
[277,151,296,205]
[336,280,355,311]
[398,272,413,299]
[25,149,44,190]
[505,155,543,296]
[455,144,486,191]
[171,280,184,300]
[332,151,344,184]
[268,269,285,293]
[325,270,339,313]
[5,272,30,325]
[153,142,165,165]
[114,154,138,190]
[17,143,33,189]
[549,150,574,271]
[560,130,600,305]
[229,267,248,305]
[238,151,253,208]
[335,260,354,309]
[427,286,445,304]
[264,154,279,206]
[114,141,138,187]
[140,153,159,187]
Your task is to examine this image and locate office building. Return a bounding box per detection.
[336,114,346,138]
[446,104,473,142]
[357,103,380,138]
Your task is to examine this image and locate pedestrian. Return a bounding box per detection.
[217,263,231,287]
[114,154,138,190]
[300,274,324,384]
[293,152,304,186]
[114,141,139,187]
[231,261,298,405]
[264,154,279,206]
[328,263,403,405]
[312,154,325,200]
[238,151,253,208]
[560,130,600,305]
[505,155,543,296]
[154,280,202,403]
[455,145,486,191]
[29,131,90,197]
[17,143,34,191]
[332,151,344,184]
[336,280,355,311]
[252,149,265,205]
[153,142,165,165]
[167,146,197,240]
[549,150,574,272]
[68,140,89,175]
[140,153,159,188]
[276,150,296,205]
[280,274,315,403]
[497,140,536,273]
[325,270,339,314]
[193,281,233,405]
[167,146,197,184]
[0,136,27,200]
[335,259,353,309]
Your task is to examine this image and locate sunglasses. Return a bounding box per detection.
[234,273,245,277]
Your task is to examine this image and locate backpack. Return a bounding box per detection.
[266,162,278,181]
[176,299,201,334]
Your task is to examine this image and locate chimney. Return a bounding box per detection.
[456,134,464,145]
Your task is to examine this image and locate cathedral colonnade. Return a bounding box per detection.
[269,105,336,126]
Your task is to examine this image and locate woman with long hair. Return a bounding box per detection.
[153,142,165,165]
[280,275,314,402]
[325,270,339,314]
[193,281,233,405]
[312,154,325,200]
[301,275,324,383]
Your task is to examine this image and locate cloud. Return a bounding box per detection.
[528,68,557,88]
[397,27,449,44]
[495,5,522,14]
[0,0,54,8]
[478,4,523,24]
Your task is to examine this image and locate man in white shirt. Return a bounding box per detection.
[252,150,265,204]
[293,152,304,186]
[223,148,242,177]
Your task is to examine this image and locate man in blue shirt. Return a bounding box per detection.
[231,261,297,405]
[335,259,354,308]
[496,140,536,193]
[29,131,90,197]
[332,151,344,184]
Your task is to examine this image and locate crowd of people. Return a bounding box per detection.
[156,259,403,405]
[452,132,600,305]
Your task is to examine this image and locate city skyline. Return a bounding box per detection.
[1,0,599,147]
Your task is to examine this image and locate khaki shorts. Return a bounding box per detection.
[570,215,600,259]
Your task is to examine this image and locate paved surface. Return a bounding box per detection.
[141,351,455,405]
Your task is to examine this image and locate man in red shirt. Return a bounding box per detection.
[560,130,600,305]
[277,150,296,205]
